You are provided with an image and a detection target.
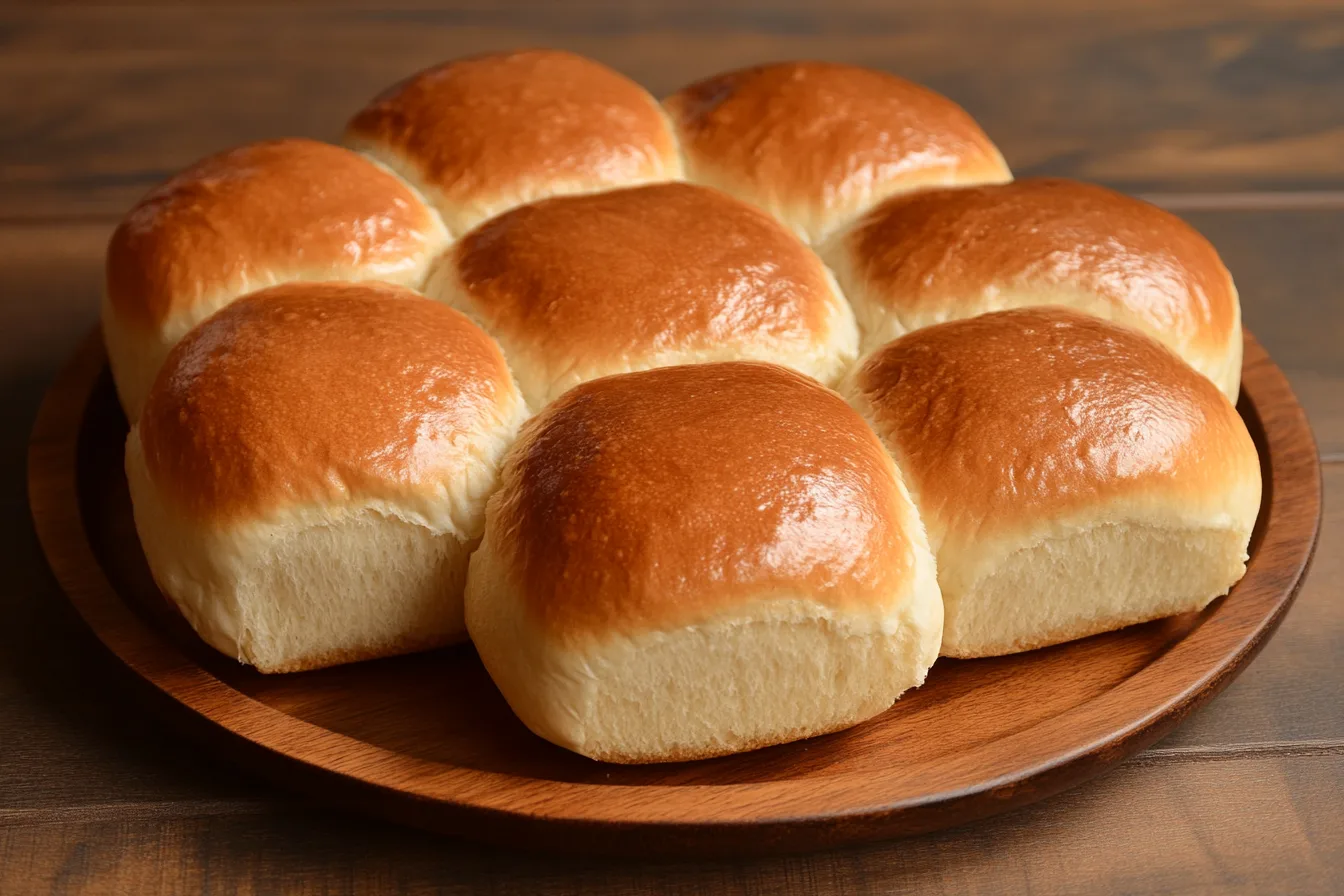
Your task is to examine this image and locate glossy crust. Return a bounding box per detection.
[346,49,682,235]
[484,362,918,639]
[825,178,1241,396]
[137,281,523,526]
[430,182,857,405]
[105,138,448,331]
[664,61,1010,243]
[847,307,1259,543]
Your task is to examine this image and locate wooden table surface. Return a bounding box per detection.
[3,3,1342,893]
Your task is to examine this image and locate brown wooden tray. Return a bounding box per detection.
[28,329,1321,857]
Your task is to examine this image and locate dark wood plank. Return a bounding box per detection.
[3,752,1342,894]
[1,3,1339,889]
[0,222,267,815]
[1182,209,1344,460]
[4,3,1344,218]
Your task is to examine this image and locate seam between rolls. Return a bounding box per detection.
[844,387,940,562]
[656,98,692,186]
[347,140,458,242]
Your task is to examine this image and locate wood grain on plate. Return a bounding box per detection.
[4,2,1344,218]
[25,329,1320,856]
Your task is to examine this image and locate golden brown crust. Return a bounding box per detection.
[664,61,1009,239]
[345,49,679,229]
[488,362,915,638]
[836,178,1238,356]
[137,282,517,523]
[105,138,446,330]
[446,182,842,360]
[850,307,1255,541]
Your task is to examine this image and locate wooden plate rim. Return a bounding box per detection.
[27,329,1323,851]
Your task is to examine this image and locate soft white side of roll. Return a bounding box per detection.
[465,515,942,764]
[937,522,1254,657]
[127,424,524,673]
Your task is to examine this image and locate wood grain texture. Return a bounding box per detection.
[3,753,1343,894]
[4,2,1344,218]
[23,326,1320,856]
[1186,210,1344,462]
[3,2,1343,890]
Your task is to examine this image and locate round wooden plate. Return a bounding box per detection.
[29,329,1321,857]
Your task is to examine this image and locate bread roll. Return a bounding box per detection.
[664,61,1010,244]
[103,138,449,421]
[126,282,527,673]
[425,182,859,408]
[466,362,941,763]
[346,49,682,236]
[822,178,1243,399]
[843,308,1260,659]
